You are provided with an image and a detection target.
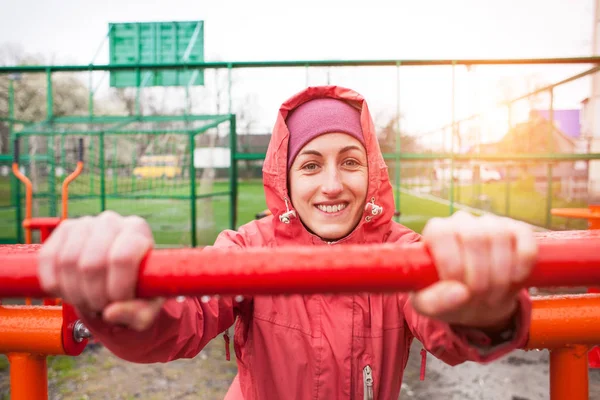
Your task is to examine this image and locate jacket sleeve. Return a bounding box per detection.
[78,228,250,364]
[403,290,532,366]
[390,224,532,365]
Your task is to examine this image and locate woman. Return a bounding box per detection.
[38,86,535,399]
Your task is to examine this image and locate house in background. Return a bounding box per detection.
[471,108,588,200]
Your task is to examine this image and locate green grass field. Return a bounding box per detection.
[0,174,591,246]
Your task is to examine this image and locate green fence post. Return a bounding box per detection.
[99,132,106,212]
[48,135,56,217]
[505,165,511,217]
[88,67,94,117]
[449,62,456,215]
[89,137,95,195]
[229,114,238,230]
[395,62,401,221]
[9,79,23,243]
[506,103,512,217]
[136,68,141,116]
[46,68,53,120]
[189,132,197,247]
[131,150,137,193]
[545,89,554,228]
[60,135,66,175]
[112,136,118,195]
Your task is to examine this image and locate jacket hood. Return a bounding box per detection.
[262,85,395,243]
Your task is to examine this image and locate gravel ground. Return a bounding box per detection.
[2,338,600,399]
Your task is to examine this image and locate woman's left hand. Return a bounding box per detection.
[411,211,537,330]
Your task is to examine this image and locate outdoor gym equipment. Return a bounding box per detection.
[12,138,84,244]
[12,137,84,307]
[2,230,600,399]
[551,204,600,368]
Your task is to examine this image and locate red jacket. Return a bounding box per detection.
[83,86,531,399]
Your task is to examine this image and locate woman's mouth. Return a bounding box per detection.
[315,203,348,215]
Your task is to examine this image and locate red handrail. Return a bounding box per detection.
[1,230,599,299]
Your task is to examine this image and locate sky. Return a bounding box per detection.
[0,0,596,146]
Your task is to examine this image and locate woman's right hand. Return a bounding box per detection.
[38,210,164,331]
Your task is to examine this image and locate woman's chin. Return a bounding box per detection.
[313,226,353,242]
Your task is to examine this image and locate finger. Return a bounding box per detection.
[422,217,464,281]
[78,212,121,311]
[106,218,154,302]
[457,217,490,294]
[103,298,165,332]
[410,281,470,319]
[511,221,537,283]
[486,221,513,307]
[56,217,92,308]
[38,221,70,295]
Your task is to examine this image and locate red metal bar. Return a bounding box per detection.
[7,353,48,400]
[549,345,589,400]
[1,230,600,298]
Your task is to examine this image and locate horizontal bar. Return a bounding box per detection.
[236,152,600,162]
[1,230,599,298]
[109,191,230,200]
[526,294,600,349]
[16,129,199,136]
[52,114,230,124]
[1,57,599,74]
[0,306,65,354]
[0,154,50,162]
[0,117,35,125]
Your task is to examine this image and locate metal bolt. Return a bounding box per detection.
[73,320,92,343]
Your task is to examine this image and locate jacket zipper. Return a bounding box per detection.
[363,365,373,400]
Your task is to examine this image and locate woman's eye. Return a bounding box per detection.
[302,163,319,171]
[343,159,359,167]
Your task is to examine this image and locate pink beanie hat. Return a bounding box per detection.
[286,98,364,168]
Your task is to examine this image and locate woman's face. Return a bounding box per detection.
[289,132,368,241]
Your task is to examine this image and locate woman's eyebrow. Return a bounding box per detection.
[339,145,363,154]
[298,149,322,157]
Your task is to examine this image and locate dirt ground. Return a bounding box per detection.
[2,338,600,400]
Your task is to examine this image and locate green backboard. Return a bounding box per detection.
[108,21,204,88]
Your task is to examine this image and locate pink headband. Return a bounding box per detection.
[286,98,364,168]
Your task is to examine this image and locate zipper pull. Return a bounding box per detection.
[363,365,374,400]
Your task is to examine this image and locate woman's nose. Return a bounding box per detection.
[321,168,343,196]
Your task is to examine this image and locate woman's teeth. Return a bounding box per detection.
[317,204,347,213]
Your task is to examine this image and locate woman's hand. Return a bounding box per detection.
[38,211,164,331]
[411,211,537,330]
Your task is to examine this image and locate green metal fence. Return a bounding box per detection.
[2,56,599,245]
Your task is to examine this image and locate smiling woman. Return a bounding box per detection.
[38,85,536,400]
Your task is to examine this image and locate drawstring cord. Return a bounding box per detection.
[279,197,297,224]
[420,347,427,380]
[224,328,231,361]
